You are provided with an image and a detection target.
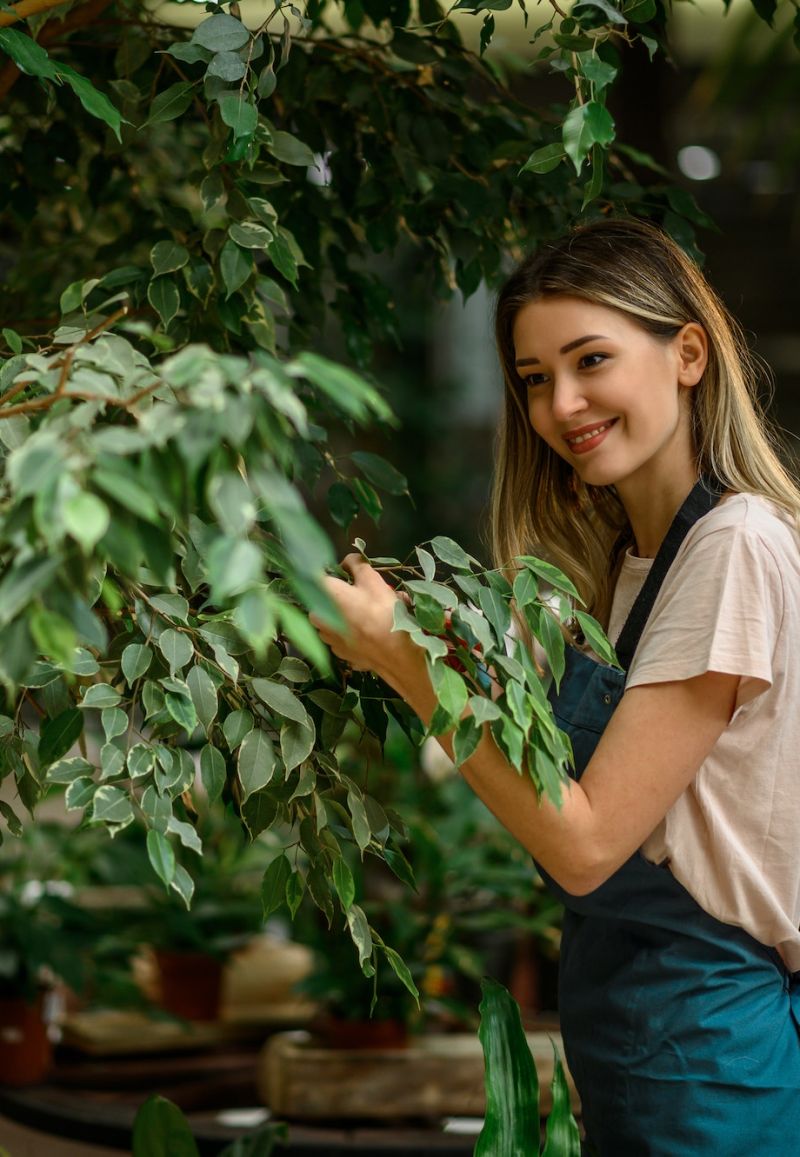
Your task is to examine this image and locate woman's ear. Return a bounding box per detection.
[676,322,708,388]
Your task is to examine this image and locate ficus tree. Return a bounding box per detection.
[0,0,790,994]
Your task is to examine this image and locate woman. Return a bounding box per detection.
[311,219,800,1154]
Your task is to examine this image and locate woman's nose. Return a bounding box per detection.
[550,375,588,422]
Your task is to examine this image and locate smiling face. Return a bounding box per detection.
[512,295,707,499]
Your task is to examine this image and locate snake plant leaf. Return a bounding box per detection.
[541,1040,581,1157]
[132,1094,199,1157]
[474,978,540,1157]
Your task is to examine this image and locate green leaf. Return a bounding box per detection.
[562,100,615,176]
[519,143,565,175]
[251,678,309,724]
[430,536,475,570]
[268,130,316,167]
[128,744,156,779]
[453,715,481,765]
[148,277,181,329]
[81,683,121,709]
[65,777,96,811]
[94,461,160,524]
[149,593,189,622]
[165,688,198,735]
[280,719,315,774]
[222,709,253,750]
[151,241,190,276]
[46,756,93,784]
[207,50,247,81]
[237,728,278,801]
[146,829,176,889]
[285,870,305,918]
[574,610,619,667]
[262,854,291,918]
[0,28,57,80]
[167,816,202,855]
[29,607,77,667]
[187,665,218,732]
[577,51,618,91]
[332,856,355,910]
[228,221,274,251]
[541,1042,581,1155]
[468,695,502,726]
[192,12,250,51]
[346,905,374,972]
[102,707,128,741]
[100,741,126,780]
[145,81,195,126]
[220,239,253,299]
[92,785,134,826]
[170,864,195,909]
[350,451,408,496]
[1,327,22,355]
[582,144,605,210]
[327,482,359,529]
[266,231,299,287]
[122,644,153,685]
[474,979,540,1157]
[383,945,420,1002]
[347,788,372,852]
[56,63,125,142]
[478,585,511,643]
[63,492,110,552]
[519,556,581,601]
[132,1095,200,1157]
[430,663,468,727]
[0,800,23,838]
[292,352,392,424]
[218,92,258,139]
[158,628,193,674]
[277,602,332,674]
[200,743,226,803]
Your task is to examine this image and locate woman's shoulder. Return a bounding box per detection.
[688,491,799,561]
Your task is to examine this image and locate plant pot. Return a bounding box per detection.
[153,950,224,1022]
[0,994,52,1086]
[316,1015,409,1050]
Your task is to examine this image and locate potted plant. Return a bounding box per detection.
[110,805,274,1022]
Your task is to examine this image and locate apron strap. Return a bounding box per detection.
[614,477,724,673]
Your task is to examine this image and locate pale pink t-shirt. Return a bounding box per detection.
[607,493,800,970]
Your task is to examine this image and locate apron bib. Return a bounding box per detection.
[538,481,800,1155]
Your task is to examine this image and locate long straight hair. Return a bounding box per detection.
[492,217,800,625]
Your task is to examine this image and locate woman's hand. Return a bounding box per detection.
[311,553,425,692]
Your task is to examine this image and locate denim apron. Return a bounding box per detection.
[539,481,800,1155]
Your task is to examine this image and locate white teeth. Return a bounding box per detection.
[567,422,611,446]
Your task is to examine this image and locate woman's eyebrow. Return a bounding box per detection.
[515,334,609,367]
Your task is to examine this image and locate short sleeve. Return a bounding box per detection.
[626,525,784,708]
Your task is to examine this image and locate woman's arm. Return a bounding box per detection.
[312,555,739,896]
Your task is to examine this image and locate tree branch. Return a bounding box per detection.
[0,0,116,102]
[0,0,73,29]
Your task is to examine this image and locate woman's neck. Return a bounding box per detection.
[617,472,698,559]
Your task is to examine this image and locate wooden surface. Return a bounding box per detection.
[260,1030,580,1122]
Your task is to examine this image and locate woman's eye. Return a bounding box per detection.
[524,374,548,388]
[579,352,607,369]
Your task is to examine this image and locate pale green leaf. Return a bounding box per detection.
[237,728,277,801]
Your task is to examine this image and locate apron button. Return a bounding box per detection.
[602,693,612,704]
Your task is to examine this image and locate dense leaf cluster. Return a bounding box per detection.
[0,0,789,993]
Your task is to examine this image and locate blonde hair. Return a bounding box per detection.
[492,217,800,625]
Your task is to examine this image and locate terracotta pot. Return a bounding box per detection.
[316,1016,408,1050]
[0,994,52,1086]
[153,950,223,1021]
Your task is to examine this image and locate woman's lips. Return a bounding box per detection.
[563,418,618,455]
